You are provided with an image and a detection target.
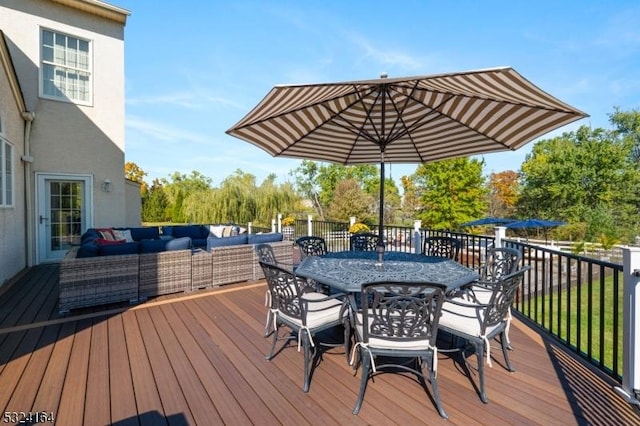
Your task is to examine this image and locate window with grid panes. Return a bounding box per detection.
[41,29,91,104]
[0,123,13,207]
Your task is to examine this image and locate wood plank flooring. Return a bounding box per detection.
[0,265,638,425]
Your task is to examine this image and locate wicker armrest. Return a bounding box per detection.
[59,247,139,314]
[252,240,294,280]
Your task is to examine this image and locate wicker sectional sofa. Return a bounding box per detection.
[58,239,293,315]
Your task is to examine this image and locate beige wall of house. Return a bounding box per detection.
[124,179,142,227]
[0,0,130,270]
[0,38,27,284]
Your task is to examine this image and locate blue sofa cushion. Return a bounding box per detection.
[172,225,206,240]
[81,229,101,245]
[161,225,173,237]
[247,233,284,245]
[166,236,192,251]
[139,239,168,253]
[99,242,140,256]
[129,227,160,241]
[77,241,100,258]
[191,239,208,249]
[206,234,248,251]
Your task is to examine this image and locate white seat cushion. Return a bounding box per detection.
[439,298,501,337]
[354,312,432,350]
[279,292,343,329]
[467,284,493,303]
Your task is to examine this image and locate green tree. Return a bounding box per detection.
[315,163,379,208]
[381,177,402,225]
[125,161,148,193]
[142,179,168,222]
[609,107,640,164]
[291,161,388,221]
[291,160,326,219]
[412,157,487,229]
[518,125,640,242]
[399,175,420,225]
[178,170,301,226]
[326,178,375,222]
[172,189,186,223]
[160,171,212,222]
[488,170,519,218]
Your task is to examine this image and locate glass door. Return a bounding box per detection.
[37,174,92,262]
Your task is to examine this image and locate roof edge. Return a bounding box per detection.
[49,0,130,25]
[0,30,27,114]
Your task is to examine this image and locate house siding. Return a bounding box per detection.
[0,0,130,275]
[0,50,26,285]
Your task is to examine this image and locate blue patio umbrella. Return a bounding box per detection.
[460,217,517,227]
[505,218,566,242]
[505,219,566,229]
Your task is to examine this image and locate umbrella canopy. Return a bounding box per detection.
[460,217,517,227]
[504,219,566,229]
[226,67,587,260]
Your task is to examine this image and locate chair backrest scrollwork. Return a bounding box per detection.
[296,236,328,258]
[422,236,462,261]
[350,233,380,252]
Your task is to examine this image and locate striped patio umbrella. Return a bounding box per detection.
[226,67,587,261]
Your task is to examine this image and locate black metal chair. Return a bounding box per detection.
[463,247,523,347]
[255,243,280,265]
[422,236,462,261]
[479,247,522,282]
[295,236,328,259]
[351,281,448,418]
[259,260,347,392]
[255,243,312,336]
[438,266,529,403]
[461,246,522,299]
[350,233,380,252]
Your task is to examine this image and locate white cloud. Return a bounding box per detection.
[125,116,211,145]
[126,92,202,109]
[348,32,423,71]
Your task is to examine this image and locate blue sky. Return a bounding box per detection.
[121,1,640,188]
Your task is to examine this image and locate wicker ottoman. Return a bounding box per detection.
[139,249,192,300]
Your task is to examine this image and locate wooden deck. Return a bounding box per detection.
[0,265,638,425]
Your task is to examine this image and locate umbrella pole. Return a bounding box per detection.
[377,153,385,263]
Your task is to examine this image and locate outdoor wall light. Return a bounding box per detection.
[102,178,112,192]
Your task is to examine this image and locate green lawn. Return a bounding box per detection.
[519,269,623,376]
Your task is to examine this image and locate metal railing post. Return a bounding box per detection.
[494,226,506,248]
[615,246,640,406]
[413,220,422,254]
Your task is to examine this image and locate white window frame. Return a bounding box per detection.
[0,124,14,207]
[39,28,93,105]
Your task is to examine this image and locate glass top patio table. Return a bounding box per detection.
[295,251,480,293]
